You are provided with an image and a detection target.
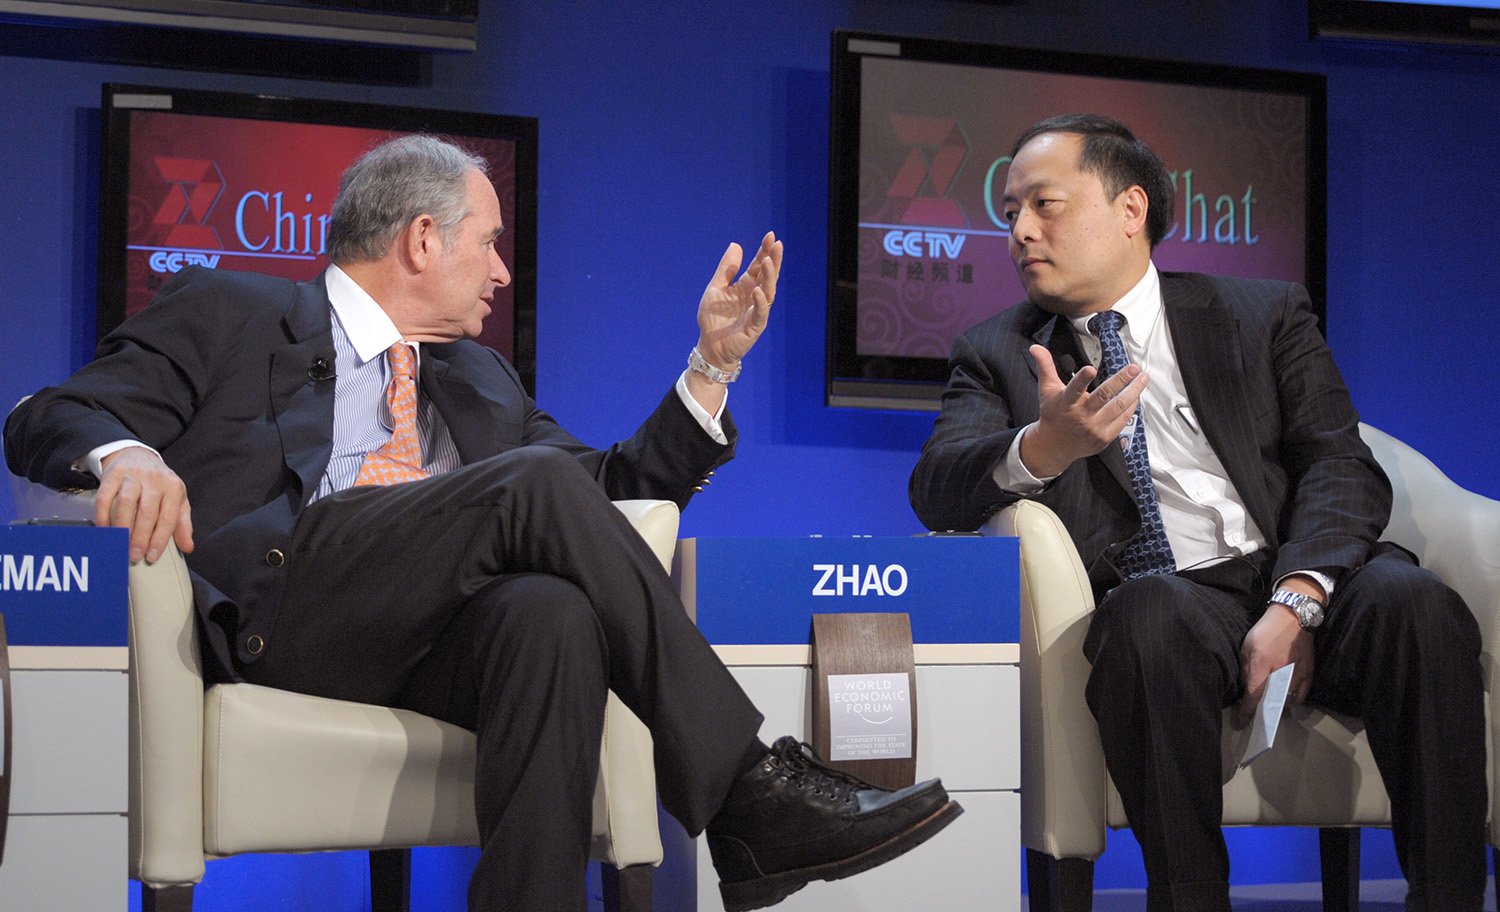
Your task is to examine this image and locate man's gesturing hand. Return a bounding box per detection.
[686,232,782,414]
[96,446,195,564]
[696,231,782,370]
[1018,343,1150,478]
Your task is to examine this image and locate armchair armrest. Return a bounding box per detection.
[611,499,681,572]
[129,545,206,886]
[985,500,1108,861]
[591,499,680,866]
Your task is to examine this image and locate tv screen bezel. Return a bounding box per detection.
[826,30,1329,411]
[1312,0,1500,48]
[98,83,539,394]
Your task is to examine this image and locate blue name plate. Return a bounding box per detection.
[678,536,1019,645]
[0,524,128,647]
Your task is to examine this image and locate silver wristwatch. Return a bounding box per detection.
[688,346,741,383]
[1270,588,1325,629]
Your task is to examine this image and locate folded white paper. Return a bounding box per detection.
[1240,662,1294,768]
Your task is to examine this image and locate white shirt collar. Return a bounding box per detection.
[1068,262,1161,343]
[324,264,414,366]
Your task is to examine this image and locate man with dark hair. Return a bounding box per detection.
[7,135,963,911]
[910,114,1484,910]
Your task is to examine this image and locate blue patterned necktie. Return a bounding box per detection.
[1087,310,1176,579]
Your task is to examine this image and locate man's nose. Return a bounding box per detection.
[492,248,512,287]
[1011,208,1038,244]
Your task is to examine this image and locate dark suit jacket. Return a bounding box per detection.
[5,267,734,681]
[909,271,1390,594]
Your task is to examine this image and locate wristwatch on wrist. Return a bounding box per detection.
[1270,587,1325,629]
[688,346,741,383]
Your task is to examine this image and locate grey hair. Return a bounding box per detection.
[325,135,489,265]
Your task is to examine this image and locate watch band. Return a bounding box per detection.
[1270,587,1325,629]
[688,346,741,383]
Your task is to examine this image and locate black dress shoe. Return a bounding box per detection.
[705,736,963,911]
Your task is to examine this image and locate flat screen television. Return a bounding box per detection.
[1,0,477,50]
[1312,0,1500,48]
[827,31,1327,410]
[98,83,538,392]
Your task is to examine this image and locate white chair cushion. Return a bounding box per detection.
[203,682,480,855]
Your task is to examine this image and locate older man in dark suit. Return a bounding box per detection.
[8,135,962,911]
[910,115,1484,911]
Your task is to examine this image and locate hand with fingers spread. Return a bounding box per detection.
[95,446,195,564]
[687,231,782,412]
[1018,342,1150,479]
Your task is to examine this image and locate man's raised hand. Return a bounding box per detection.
[1018,343,1149,479]
[695,231,781,371]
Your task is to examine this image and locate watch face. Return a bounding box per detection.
[1273,589,1322,628]
[1296,600,1323,628]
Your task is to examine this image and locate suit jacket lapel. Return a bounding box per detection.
[1029,312,1085,385]
[269,274,338,500]
[420,348,518,464]
[1162,274,1278,542]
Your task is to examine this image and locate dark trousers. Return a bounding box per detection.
[239,446,765,911]
[1083,545,1486,912]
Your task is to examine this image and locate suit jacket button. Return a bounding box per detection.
[265,549,285,567]
[246,635,265,655]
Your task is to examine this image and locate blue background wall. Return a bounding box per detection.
[2,0,1496,906]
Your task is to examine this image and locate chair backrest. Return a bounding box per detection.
[1358,423,1500,650]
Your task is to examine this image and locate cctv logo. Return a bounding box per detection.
[153,157,225,251]
[812,564,910,597]
[882,229,966,259]
[882,114,969,259]
[149,251,222,274]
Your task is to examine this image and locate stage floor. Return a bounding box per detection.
[1048,879,1498,912]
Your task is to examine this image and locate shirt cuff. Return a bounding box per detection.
[991,423,1056,495]
[675,371,729,445]
[1274,569,1336,602]
[74,440,159,478]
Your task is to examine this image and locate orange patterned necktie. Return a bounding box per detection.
[354,342,431,487]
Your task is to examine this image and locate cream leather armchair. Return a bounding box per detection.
[990,424,1500,912]
[8,476,673,912]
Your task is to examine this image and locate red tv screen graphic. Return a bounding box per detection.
[122,111,519,359]
[857,57,1309,360]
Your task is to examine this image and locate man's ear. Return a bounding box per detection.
[1119,185,1150,241]
[402,213,439,272]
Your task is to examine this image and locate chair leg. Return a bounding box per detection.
[1318,827,1359,912]
[370,848,412,912]
[141,884,194,912]
[601,862,653,912]
[1026,848,1093,912]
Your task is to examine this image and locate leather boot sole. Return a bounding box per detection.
[716,799,965,911]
